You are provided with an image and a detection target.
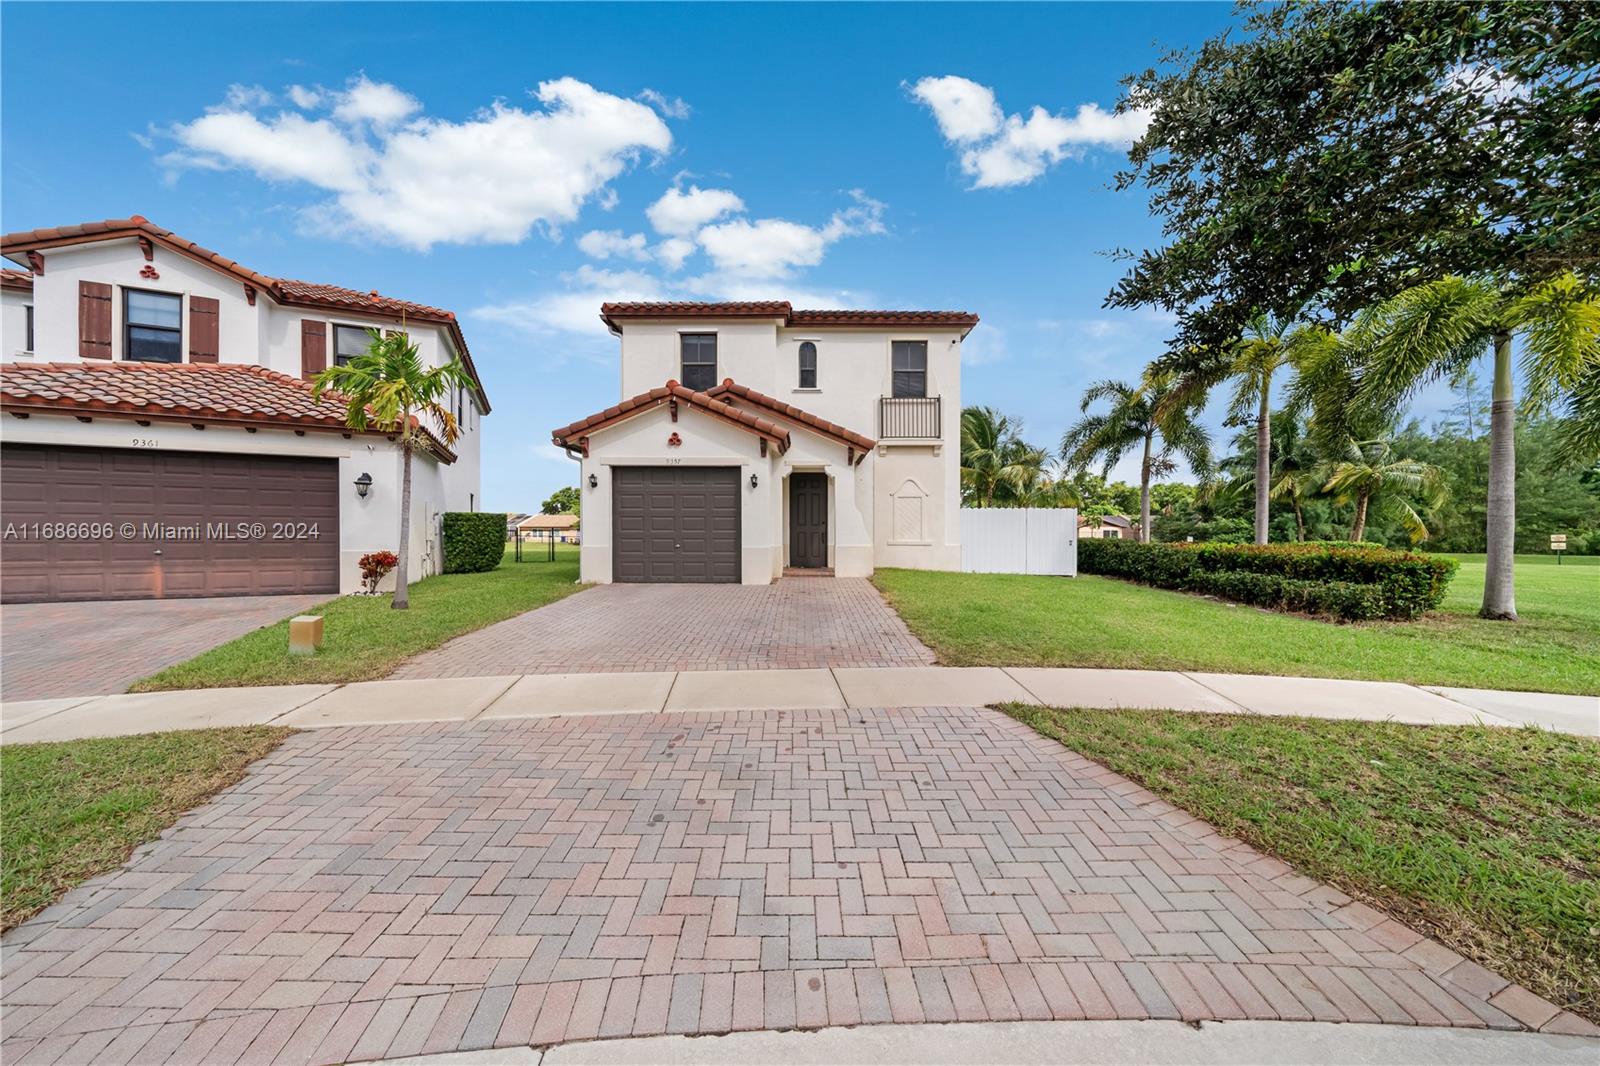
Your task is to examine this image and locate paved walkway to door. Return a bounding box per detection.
[3,707,1588,1065]
[390,580,937,679]
[0,594,325,702]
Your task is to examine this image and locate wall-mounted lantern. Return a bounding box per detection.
[354,472,373,498]
[750,473,759,489]
[586,473,598,489]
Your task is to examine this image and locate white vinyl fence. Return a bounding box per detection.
[960,507,1078,575]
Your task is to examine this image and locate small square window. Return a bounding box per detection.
[125,289,182,363]
[680,333,717,391]
[334,325,371,366]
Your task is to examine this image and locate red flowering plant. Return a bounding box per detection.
[359,551,399,594]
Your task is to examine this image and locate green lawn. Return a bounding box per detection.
[132,547,583,690]
[1002,706,1600,1023]
[1,727,291,929]
[874,553,1599,694]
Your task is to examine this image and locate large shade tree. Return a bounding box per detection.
[1061,376,1213,542]
[314,329,473,610]
[1111,1,1599,360]
[1352,272,1600,618]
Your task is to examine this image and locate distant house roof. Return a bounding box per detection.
[0,216,489,412]
[599,301,979,337]
[0,360,455,461]
[1081,514,1135,529]
[518,513,579,531]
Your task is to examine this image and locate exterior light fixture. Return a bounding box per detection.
[750,473,759,489]
[354,472,372,498]
[587,473,599,489]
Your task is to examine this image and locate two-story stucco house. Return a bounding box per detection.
[552,301,977,584]
[0,217,489,603]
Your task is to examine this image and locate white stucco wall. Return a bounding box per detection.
[2,289,34,358]
[608,318,965,572]
[3,233,485,592]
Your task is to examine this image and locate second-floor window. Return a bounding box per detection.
[680,333,717,391]
[334,325,370,366]
[798,341,818,389]
[125,290,182,363]
[891,340,927,398]
[24,305,33,352]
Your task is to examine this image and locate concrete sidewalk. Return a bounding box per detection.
[1,666,1594,744]
[373,1020,1599,1066]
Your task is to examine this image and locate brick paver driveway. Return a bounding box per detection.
[391,579,935,678]
[5,707,1571,1065]
[0,595,325,703]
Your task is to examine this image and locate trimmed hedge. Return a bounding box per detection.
[1078,539,1457,621]
[442,512,505,573]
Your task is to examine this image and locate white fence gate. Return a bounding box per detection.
[960,507,1078,575]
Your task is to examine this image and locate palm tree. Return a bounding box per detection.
[1353,272,1600,618]
[1061,375,1213,542]
[313,328,473,610]
[1170,314,1332,544]
[960,406,1047,507]
[1318,437,1447,543]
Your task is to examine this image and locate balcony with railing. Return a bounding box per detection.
[878,395,942,440]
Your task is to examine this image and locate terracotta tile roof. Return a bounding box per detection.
[518,513,580,530]
[552,380,790,454]
[0,360,455,461]
[707,380,874,459]
[0,217,489,412]
[1,268,34,291]
[600,301,978,334]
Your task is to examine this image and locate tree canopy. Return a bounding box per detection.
[1111,1,1599,362]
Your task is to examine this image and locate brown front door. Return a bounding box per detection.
[1,444,340,603]
[789,473,828,568]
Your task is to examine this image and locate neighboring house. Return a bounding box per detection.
[552,301,977,584]
[1080,514,1138,540]
[0,217,490,603]
[504,512,532,537]
[516,513,580,543]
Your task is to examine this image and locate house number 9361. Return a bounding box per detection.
[131,438,160,448]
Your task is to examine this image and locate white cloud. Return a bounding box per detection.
[907,76,1001,143]
[637,88,691,120]
[655,237,697,271]
[646,183,744,237]
[697,191,885,278]
[331,75,422,127]
[474,264,666,340]
[161,75,675,249]
[286,84,324,109]
[910,75,1150,189]
[577,229,653,262]
[222,84,275,111]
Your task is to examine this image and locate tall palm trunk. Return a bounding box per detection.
[1349,491,1370,542]
[1254,384,1271,545]
[393,445,414,610]
[1482,329,1518,619]
[1139,430,1153,543]
[1291,497,1305,542]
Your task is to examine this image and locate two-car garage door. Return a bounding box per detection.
[1,444,340,603]
[612,466,740,583]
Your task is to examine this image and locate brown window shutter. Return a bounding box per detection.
[188,296,220,363]
[300,319,327,379]
[78,281,112,359]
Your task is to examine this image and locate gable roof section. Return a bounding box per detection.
[1,268,33,292]
[0,217,490,412]
[706,380,874,460]
[1,360,455,461]
[599,301,978,337]
[552,380,790,455]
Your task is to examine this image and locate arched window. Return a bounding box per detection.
[798,341,818,389]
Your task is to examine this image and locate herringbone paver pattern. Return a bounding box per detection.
[390,579,936,678]
[3,708,1590,1065]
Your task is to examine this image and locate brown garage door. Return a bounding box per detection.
[1,444,340,603]
[612,466,740,583]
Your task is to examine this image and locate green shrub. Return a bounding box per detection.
[1078,538,1456,621]
[441,512,505,573]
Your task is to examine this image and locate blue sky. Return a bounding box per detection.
[2,2,1465,511]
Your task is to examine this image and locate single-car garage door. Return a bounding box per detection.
[1,444,340,603]
[612,466,740,583]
